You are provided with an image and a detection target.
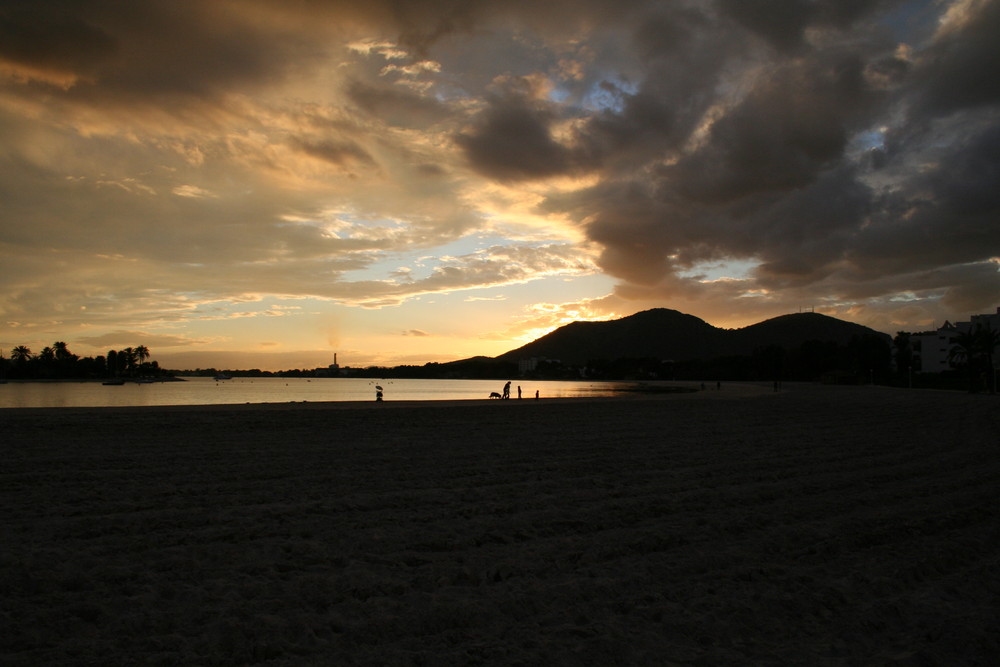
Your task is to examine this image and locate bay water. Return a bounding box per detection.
[0,377,636,409]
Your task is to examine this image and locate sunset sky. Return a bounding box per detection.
[2,0,999,370]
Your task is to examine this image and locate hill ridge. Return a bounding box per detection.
[493,308,889,364]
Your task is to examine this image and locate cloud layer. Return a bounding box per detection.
[2,0,999,362]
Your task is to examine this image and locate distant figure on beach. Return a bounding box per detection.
[535,389,539,400]
[517,385,522,399]
[503,381,511,399]
[376,385,383,402]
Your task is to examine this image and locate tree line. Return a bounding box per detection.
[1,342,165,380]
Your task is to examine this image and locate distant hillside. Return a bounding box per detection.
[494,309,889,365]
[731,313,891,353]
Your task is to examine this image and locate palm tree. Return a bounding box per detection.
[135,345,150,372]
[53,341,71,360]
[950,328,985,392]
[35,346,55,379]
[893,332,913,383]
[975,324,1000,393]
[121,347,138,376]
[11,345,32,363]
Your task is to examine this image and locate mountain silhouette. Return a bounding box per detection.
[494,309,890,365]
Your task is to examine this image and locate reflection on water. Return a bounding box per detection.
[0,377,635,409]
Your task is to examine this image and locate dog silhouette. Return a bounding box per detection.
[489,392,502,399]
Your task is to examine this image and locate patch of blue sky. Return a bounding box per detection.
[846,127,888,164]
[485,272,615,305]
[582,75,638,113]
[336,232,534,283]
[853,128,887,151]
[879,0,939,44]
[678,258,759,282]
[548,86,571,104]
[432,80,472,104]
[334,250,426,283]
[191,297,303,318]
[333,213,410,234]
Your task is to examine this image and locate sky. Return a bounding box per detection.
[1,0,999,370]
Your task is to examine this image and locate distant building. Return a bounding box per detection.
[314,353,341,377]
[518,357,559,375]
[911,324,960,373]
[911,307,1000,372]
[970,307,1000,332]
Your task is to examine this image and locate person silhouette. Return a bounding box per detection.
[535,389,539,400]
[517,385,522,399]
[502,381,511,399]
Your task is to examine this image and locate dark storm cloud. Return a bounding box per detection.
[456,101,573,181]
[0,2,297,104]
[668,54,879,202]
[716,0,893,52]
[911,0,1000,115]
[291,137,377,169]
[742,166,875,285]
[716,0,818,52]
[0,4,117,73]
[522,0,1000,324]
[852,121,1000,273]
[347,79,452,129]
[454,4,736,181]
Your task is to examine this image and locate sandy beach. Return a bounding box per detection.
[2,384,998,665]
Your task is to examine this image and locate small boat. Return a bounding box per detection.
[102,379,126,385]
[214,373,232,381]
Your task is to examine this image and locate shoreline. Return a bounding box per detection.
[0,376,184,384]
[0,380,771,413]
[1,379,992,414]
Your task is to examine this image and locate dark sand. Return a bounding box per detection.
[2,384,998,665]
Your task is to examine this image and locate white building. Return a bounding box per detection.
[911,324,961,372]
[970,307,1000,332]
[911,307,1000,372]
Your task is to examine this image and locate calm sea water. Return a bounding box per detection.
[0,377,635,409]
